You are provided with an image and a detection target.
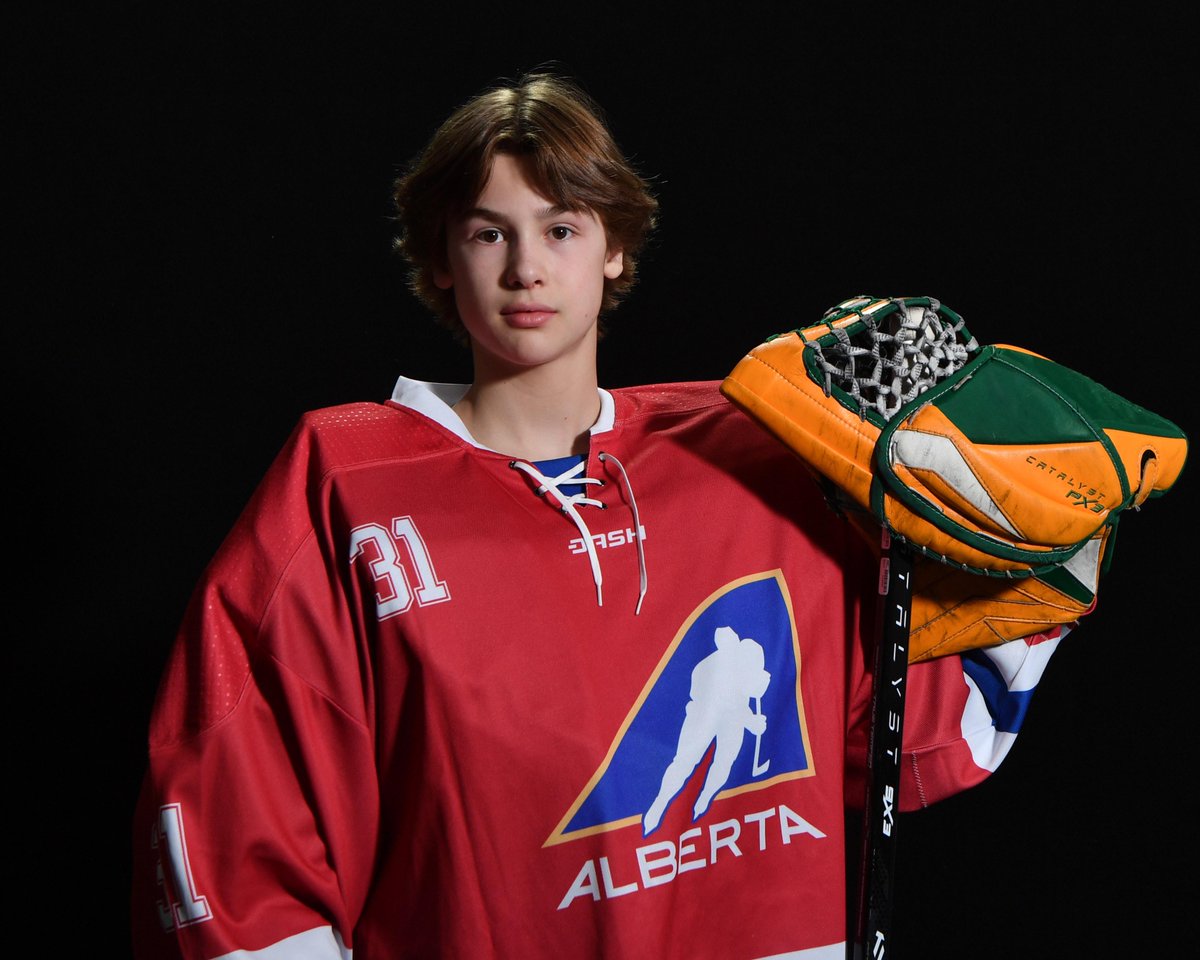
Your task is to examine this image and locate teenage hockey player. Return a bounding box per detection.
[132,72,1065,959]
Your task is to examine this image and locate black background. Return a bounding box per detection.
[14,5,1196,957]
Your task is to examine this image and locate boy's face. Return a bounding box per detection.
[434,153,623,377]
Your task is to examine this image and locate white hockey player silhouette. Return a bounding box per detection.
[643,626,772,834]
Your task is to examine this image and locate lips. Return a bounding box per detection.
[501,303,556,329]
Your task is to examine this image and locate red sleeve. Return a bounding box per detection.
[132,426,381,959]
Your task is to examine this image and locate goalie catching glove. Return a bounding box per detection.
[721,296,1188,661]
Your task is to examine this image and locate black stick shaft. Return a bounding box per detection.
[852,532,914,960]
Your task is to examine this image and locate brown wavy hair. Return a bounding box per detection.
[393,73,659,339]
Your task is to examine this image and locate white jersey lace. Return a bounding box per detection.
[509,452,647,615]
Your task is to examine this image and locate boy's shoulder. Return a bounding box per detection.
[607,380,788,460]
[608,380,730,421]
[277,399,460,482]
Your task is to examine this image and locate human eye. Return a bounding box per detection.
[548,224,577,241]
[472,227,505,244]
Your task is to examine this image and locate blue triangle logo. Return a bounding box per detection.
[546,570,814,846]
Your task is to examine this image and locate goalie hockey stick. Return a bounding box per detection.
[851,531,913,960]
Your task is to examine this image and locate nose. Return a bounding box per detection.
[504,238,544,289]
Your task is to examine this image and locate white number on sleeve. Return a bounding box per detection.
[153,803,212,929]
[349,516,451,620]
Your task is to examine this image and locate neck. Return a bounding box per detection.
[454,359,601,461]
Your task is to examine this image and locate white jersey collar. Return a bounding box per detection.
[389,377,615,451]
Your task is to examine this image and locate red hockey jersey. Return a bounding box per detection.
[133,379,1061,959]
